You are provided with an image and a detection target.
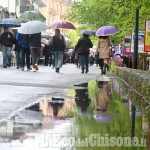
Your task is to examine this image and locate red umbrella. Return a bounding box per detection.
[49,21,76,29]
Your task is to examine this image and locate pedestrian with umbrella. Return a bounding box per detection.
[76,30,94,74]
[0,19,21,68]
[49,29,66,73]
[16,32,31,71]
[96,26,119,74]
[96,36,111,75]
[0,27,15,68]
[18,21,48,72]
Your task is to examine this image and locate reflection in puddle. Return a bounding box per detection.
[0,79,149,149]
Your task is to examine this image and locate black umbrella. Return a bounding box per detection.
[80,30,96,35]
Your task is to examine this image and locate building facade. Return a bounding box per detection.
[16,0,46,16]
[40,0,73,25]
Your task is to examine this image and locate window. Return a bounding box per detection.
[61,5,63,13]
[49,0,51,8]
[57,4,59,12]
[53,2,55,9]
[16,0,19,5]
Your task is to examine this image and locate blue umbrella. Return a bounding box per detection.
[0,19,21,28]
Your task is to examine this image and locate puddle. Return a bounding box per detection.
[0,79,149,149]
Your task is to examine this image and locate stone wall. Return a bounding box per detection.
[115,67,150,102]
[115,67,150,120]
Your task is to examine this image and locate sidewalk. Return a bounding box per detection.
[0,64,109,122]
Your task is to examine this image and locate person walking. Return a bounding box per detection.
[49,29,66,73]
[0,27,15,68]
[16,33,31,71]
[96,36,111,75]
[76,34,93,73]
[29,32,41,72]
[13,29,21,69]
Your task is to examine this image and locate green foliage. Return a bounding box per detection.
[65,30,80,46]
[68,0,150,46]
[110,61,116,73]
[87,81,98,110]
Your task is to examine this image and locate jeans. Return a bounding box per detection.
[54,51,63,69]
[2,45,11,67]
[15,51,21,67]
[80,55,89,71]
[21,47,30,69]
[52,54,55,67]
[30,47,40,68]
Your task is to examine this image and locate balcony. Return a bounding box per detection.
[49,8,58,15]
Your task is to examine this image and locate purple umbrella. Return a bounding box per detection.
[96,26,119,36]
[49,21,76,30]
[94,114,114,123]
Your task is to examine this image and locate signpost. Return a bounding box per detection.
[131,29,145,54]
[124,35,131,54]
[144,20,150,52]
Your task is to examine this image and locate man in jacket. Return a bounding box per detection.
[16,33,31,71]
[76,34,93,73]
[0,27,15,68]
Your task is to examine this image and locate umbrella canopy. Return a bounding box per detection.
[0,18,21,28]
[96,26,119,36]
[18,11,46,22]
[18,21,48,34]
[80,30,96,35]
[49,21,76,30]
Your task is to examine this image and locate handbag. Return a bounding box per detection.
[77,39,88,55]
[109,50,113,57]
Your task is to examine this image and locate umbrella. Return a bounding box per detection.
[0,18,21,28]
[80,30,96,35]
[18,11,46,22]
[96,26,119,36]
[49,21,76,30]
[18,21,48,34]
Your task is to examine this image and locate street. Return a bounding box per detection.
[0,63,109,122]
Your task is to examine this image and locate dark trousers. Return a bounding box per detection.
[80,55,89,71]
[15,51,21,67]
[30,47,40,68]
[99,59,104,70]
[21,47,30,69]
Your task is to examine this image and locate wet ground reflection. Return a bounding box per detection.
[0,79,149,149]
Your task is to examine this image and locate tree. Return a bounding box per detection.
[67,0,150,45]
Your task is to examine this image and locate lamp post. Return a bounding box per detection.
[131,7,139,144]
[133,7,139,69]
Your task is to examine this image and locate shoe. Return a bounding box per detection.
[81,70,84,74]
[85,70,88,73]
[33,68,36,72]
[55,68,59,73]
[21,67,24,71]
[8,63,11,67]
[16,66,19,69]
[35,64,39,70]
[27,68,30,71]
[3,66,7,68]
[102,70,106,75]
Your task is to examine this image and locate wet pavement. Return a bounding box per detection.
[0,78,149,149]
[0,64,109,121]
